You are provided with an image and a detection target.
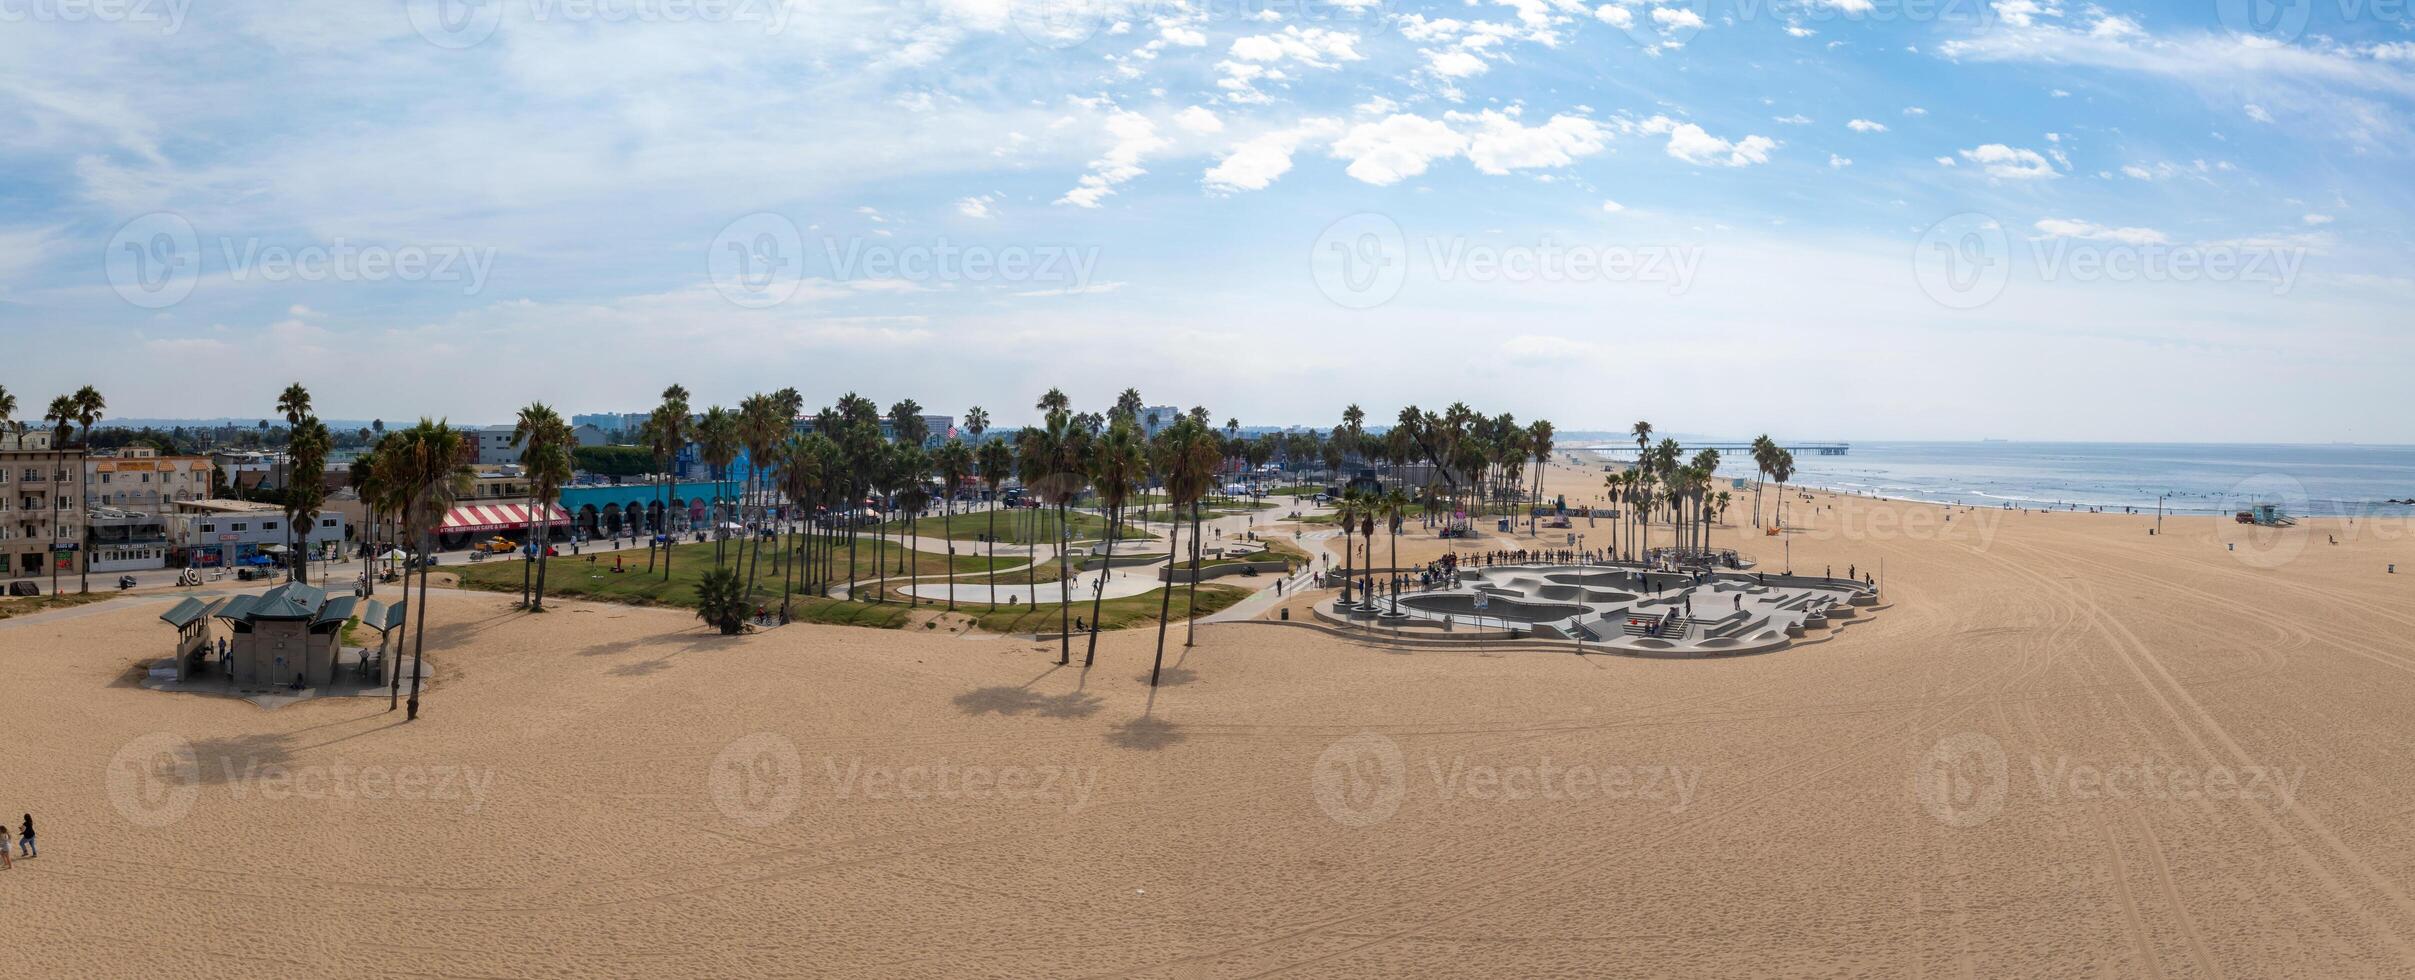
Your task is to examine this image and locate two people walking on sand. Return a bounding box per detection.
[1,814,30,868]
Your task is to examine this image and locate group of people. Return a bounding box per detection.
[0,814,34,869]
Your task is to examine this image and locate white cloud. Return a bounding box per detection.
[1203,119,1343,192]
[1774,114,1812,125]
[1454,109,1610,174]
[1846,118,1888,133]
[1935,156,1956,166]
[1644,117,1778,167]
[1819,0,1876,11]
[2244,104,2273,123]
[1957,143,2058,179]
[1651,7,1705,30]
[1828,154,1852,168]
[1426,48,1489,78]
[1600,198,1625,213]
[955,195,996,218]
[1331,114,1469,185]
[2033,218,2168,245]
[1903,106,1928,116]
[1174,106,1223,134]
[2303,213,2335,225]
[1592,4,1633,29]
[1057,109,1169,208]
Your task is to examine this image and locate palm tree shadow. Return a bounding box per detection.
[186,731,298,785]
[1105,714,1185,751]
[1138,666,1199,687]
[950,685,1103,719]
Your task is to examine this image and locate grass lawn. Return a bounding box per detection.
[948,582,1250,634]
[0,591,115,620]
[876,508,1153,544]
[450,538,1002,627]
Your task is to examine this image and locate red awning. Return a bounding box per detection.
[439,502,572,535]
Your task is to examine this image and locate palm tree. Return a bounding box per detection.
[1690,449,1721,552]
[694,407,739,567]
[1749,435,1777,528]
[1082,418,1146,667]
[283,418,331,586]
[1382,487,1409,616]
[1173,416,1223,648]
[350,445,389,598]
[933,439,974,611]
[773,433,826,622]
[391,420,470,722]
[1148,417,1211,684]
[0,385,17,442]
[1526,419,1554,533]
[695,568,750,635]
[832,394,882,599]
[1334,487,1369,607]
[513,403,573,611]
[1019,406,1089,665]
[737,393,786,607]
[1770,449,1796,534]
[275,384,310,571]
[646,385,691,579]
[888,444,931,606]
[975,438,1014,608]
[1036,388,1071,415]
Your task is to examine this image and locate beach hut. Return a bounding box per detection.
[355,598,408,685]
[210,583,354,689]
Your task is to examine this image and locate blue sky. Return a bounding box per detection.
[0,0,2410,442]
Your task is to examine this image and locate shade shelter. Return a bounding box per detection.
[157,596,215,681]
[355,598,408,685]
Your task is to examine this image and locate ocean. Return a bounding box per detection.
[1583,442,2415,518]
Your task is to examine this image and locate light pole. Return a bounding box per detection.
[2156,492,2167,536]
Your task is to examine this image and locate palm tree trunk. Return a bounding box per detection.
[985,495,998,609]
[1082,505,1116,667]
[1150,501,1179,686]
[534,527,552,612]
[907,508,920,607]
[1183,504,1202,647]
[387,507,412,712]
[1055,503,1070,666]
[406,527,431,722]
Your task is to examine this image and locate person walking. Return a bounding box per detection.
[17,814,33,858]
[1,825,12,870]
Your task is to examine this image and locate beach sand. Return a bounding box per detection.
[4,459,2414,977]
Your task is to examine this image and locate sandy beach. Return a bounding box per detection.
[4,460,2413,978]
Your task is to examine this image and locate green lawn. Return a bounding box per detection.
[877,508,1153,543]
[450,538,1003,620]
[956,582,1250,634]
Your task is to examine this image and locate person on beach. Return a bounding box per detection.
[17,814,32,858]
[1,825,12,869]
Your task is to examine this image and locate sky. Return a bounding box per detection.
[0,0,2410,442]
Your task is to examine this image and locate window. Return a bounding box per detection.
[262,521,279,530]
[232,523,248,531]
[200,523,216,532]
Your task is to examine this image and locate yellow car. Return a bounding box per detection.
[474,537,518,554]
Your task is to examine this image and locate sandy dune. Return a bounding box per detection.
[4,460,2413,977]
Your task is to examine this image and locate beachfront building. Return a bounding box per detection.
[559,478,743,540]
[169,498,347,570]
[2,430,87,584]
[83,448,219,572]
